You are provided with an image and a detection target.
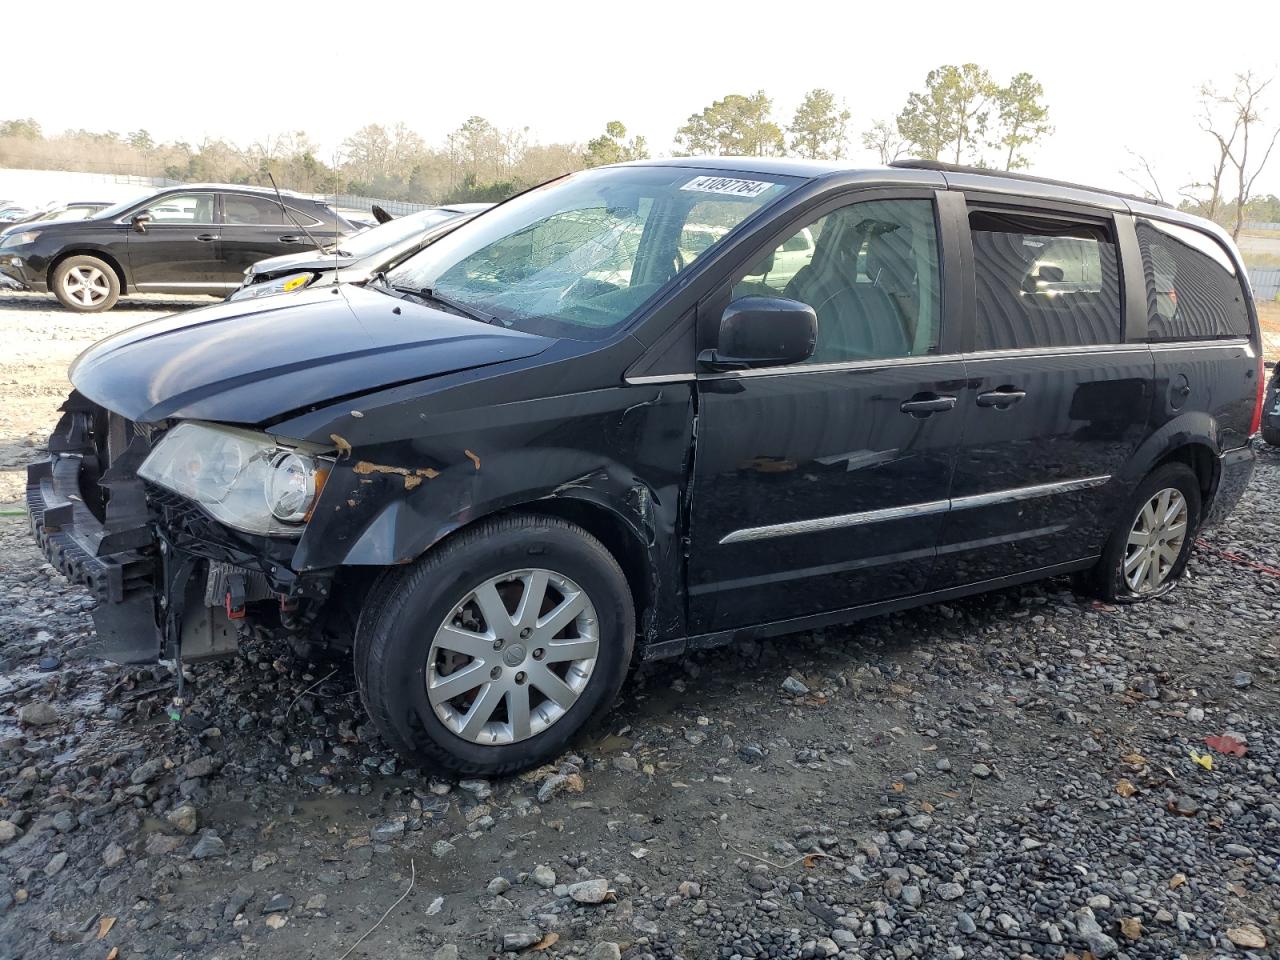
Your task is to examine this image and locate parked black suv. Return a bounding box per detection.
[0,184,354,312]
[27,158,1262,773]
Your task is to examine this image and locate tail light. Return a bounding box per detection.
[1249,355,1266,436]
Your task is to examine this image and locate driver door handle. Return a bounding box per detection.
[900,394,958,416]
[195,233,217,242]
[976,389,1027,408]
[278,235,302,243]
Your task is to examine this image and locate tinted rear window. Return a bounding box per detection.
[1135,218,1251,340]
[970,210,1122,350]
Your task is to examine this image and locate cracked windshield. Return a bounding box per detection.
[385,167,796,338]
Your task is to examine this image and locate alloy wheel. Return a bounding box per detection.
[62,265,110,307]
[426,568,599,745]
[1122,487,1188,594]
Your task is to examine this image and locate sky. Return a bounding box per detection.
[9,0,1280,199]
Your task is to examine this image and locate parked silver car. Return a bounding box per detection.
[229,203,491,301]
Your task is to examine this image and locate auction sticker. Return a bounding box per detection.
[680,175,774,198]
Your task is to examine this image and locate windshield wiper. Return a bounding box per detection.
[371,273,499,325]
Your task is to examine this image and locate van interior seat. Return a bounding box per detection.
[785,219,911,362]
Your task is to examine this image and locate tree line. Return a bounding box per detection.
[0,64,1051,205]
[1,63,1276,236]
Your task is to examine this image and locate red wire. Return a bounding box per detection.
[1195,537,1280,579]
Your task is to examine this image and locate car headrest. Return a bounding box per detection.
[866,227,913,293]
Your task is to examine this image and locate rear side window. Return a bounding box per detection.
[969,210,1122,350]
[1134,219,1251,340]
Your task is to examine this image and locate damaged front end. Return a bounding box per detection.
[27,393,336,666]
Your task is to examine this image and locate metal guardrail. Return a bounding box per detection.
[1250,267,1280,301]
[330,194,432,217]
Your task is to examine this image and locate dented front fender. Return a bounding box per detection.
[287,382,694,642]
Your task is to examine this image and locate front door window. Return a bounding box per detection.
[732,198,942,361]
[142,193,216,224]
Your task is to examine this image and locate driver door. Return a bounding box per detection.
[687,191,967,634]
[126,192,223,291]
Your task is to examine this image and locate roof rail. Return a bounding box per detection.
[889,158,1173,209]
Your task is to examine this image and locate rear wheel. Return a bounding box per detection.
[52,255,119,312]
[354,514,634,775]
[1087,463,1201,602]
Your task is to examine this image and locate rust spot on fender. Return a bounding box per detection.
[352,460,440,490]
[464,449,481,470]
[330,434,352,457]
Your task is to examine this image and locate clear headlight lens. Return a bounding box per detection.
[266,451,317,522]
[139,422,330,537]
[228,272,316,301]
[0,230,40,248]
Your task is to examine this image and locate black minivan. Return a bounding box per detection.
[28,158,1262,773]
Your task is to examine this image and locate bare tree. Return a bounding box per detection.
[1203,72,1280,239]
[861,119,906,165]
[1191,83,1240,223]
[1119,149,1167,204]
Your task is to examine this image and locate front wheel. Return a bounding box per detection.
[52,255,120,312]
[354,514,635,775]
[1087,463,1201,602]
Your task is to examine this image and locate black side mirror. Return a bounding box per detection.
[698,296,817,371]
[131,212,152,234]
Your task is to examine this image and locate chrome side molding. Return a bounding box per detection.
[719,474,1111,544]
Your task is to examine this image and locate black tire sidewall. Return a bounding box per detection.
[53,255,119,313]
[1098,464,1201,602]
[1263,376,1280,446]
[361,519,634,774]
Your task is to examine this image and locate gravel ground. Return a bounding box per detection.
[2,291,1279,960]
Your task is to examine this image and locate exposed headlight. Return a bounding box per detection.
[0,230,40,248]
[139,422,330,537]
[228,272,316,301]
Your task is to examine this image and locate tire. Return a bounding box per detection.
[354,514,635,775]
[52,255,120,313]
[1086,463,1202,603]
[1262,375,1280,447]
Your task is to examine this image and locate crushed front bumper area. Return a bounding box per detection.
[27,403,162,662]
[28,397,336,665]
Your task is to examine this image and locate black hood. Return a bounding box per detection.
[247,247,357,279]
[70,284,553,424]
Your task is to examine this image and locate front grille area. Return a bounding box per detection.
[143,482,298,586]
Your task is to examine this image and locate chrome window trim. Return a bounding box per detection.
[1147,338,1252,352]
[698,352,962,380]
[960,343,1148,360]
[693,338,1251,381]
[114,218,220,227]
[718,474,1111,544]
